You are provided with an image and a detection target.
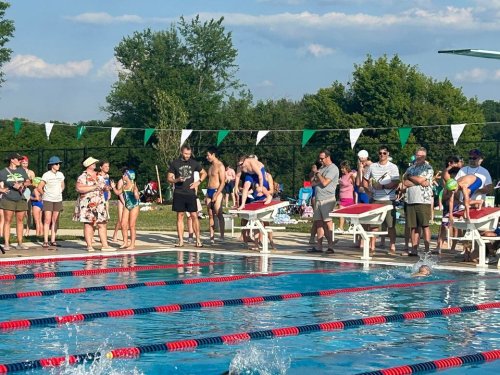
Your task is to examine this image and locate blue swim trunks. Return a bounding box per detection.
[207,188,217,199]
[244,167,269,190]
[468,176,482,196]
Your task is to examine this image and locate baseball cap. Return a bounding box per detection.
[469,149,483,157]
[357,150,369,159]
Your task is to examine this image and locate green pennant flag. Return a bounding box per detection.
[144,128,155,145]
[302,129,316,148]
[76,124,86,140]
[13,118,22,136]
[217,130,230,146]
[398,127,412,148]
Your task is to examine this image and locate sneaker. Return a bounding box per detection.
[16,244,29,250]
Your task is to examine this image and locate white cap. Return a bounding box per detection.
[357,150,369,159]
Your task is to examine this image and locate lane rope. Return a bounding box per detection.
[1,277,499,331]
[0,253,158,267]
[355,350,500,374]
[0,302,497,373]
[0,269,338,301]
[0,262,223,280]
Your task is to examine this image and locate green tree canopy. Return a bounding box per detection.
[0,1,14,88]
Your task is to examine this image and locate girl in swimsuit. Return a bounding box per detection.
[112,169,140,249]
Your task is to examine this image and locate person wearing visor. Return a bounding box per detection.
[37,156,65,249]
[111,169,140,250]
[0,152,31,251]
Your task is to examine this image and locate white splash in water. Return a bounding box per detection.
[411,252,438,274]
[227,344,290,375]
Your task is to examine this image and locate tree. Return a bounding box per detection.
[0,1,14,88]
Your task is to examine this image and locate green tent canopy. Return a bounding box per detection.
[438,49,500,60]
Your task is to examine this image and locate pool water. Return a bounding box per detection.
[0,251,499,374]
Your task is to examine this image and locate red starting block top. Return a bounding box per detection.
[333,203,388,215]
[452,207,500,220]
[238,200,286,212]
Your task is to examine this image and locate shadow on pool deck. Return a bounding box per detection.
[1,229,499,272]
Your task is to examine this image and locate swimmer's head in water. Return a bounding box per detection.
[418,265,432,275]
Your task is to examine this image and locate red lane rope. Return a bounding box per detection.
[0,252,159,267]
[0,269,339,301]
[355,349,500,374]
[2,277,499,331]
[0,302,497,373]
[0,262,223,280]
[1,271,498,302]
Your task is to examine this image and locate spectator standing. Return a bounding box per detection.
[37,156,65,248]
[20,156,35,236]
[454,149,493,201]
[73,157,114,252]
[308,149,339,254]
[403,147,434,256]
[167,145,207,248]
[363,146,400,255]
[336,161,357,233]
[0,153,31,251]
[224,164,236,208]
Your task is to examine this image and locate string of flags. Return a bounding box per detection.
[4,118,498,148]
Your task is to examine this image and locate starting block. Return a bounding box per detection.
[229,200,289,253]
[451,207,500,268]
[330,203,393,260]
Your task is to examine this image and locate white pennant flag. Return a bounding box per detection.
[110,127,121,145]
[349,128,363,149]
[44,122,54,140]
[256,130,270,145]
[180,129,193,148]
[451,123,466,146]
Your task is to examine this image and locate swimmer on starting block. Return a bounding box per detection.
[411,264,432,277]
[444,167,484,223]
[236,155,272,210]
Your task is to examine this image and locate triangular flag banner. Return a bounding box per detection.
[13,118,22,136]
[76,124,86,140]
[256,130,270,145]
[302,129,316,148]
[45,122,54,140]
[180,129,193,148]
[349,128,363,149]
[110,127,121,145]
[217,130,230,146]
[398,127,412,148]
[450,123,466,146]
[144,128,155,146]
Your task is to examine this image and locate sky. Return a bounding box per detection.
[1,0,500,123]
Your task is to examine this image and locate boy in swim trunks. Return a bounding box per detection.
[236,155,272,210]
[206,147,226,243]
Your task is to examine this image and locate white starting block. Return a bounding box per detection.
[330,203,393,260]
[229,200,289,253]
[450,207,500,268]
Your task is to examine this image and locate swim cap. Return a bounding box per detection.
[32,177,42,187]
[445,178,458,191]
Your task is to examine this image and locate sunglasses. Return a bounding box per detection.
[378,151,388,155]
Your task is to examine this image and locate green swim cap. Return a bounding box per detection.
[446,178,458,191]
[32,177,42,187]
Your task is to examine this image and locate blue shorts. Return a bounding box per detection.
[244,167,269,190]
[468,176,482,196]
[32,200,43,210]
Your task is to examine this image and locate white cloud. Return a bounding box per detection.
[5,55,93,79]
[256,80,274,87]
[455,68,494,83]
[96,58,128,79]
[66,12,144,24]
[494,70,500,80]
[303,43,334,57]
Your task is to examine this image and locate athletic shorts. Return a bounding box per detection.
[406,203,431,228]
[0,199,28,212]
[224,181,235,194]
[172,192,198,213]
[372,200,396,229]
[43,201,63,212]
[313,197,336,221]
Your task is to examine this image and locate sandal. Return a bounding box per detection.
[195,243,204,248]
[307,247,323,253]
[42,242,50,248]
[326,248,334,254]
[174,242,184,248]
[50,242,59,247]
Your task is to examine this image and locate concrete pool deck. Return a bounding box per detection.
[1,229,499,273]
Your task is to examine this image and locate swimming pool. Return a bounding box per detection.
[0,251,498,374]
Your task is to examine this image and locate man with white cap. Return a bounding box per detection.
[355,150,371,204]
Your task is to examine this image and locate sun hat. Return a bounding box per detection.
[83,157,99,168]
[445,178,458,191]
[357,150,369,159]
[47,156,62,165]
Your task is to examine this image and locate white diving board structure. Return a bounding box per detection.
[438,49,500,60]
[229,200,289,253]
[330,203,393,260]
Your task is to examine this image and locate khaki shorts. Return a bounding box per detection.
[43,201,63,212]
[406,203,431,228]
[0,199,28,212]
[313,198,336,221]
[372,200,396,229]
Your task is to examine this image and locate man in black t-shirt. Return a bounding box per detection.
[167,145,207,247]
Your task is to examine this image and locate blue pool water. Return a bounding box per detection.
[0,251,499,374]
